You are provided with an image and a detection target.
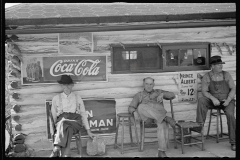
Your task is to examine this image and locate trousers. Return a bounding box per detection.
[53,112,84,148]
[196,97,235,144]
[138,103,168,151]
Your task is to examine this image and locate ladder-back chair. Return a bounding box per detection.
[46,100,82,157]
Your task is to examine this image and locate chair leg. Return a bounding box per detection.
[141,121,145,152]
[121,117,124,154]
[180,127,184,154]
[189,129,192,147]
[173,127,178,149]
[219,111,223,137]
[75,136,80,154]
[201,125,205,151]
[133,117,140,151]
[78,133,82,157]
[206,109,212,139]
[216,111,219,143]
[114,116,120,149]
[128,117,133,146]
[139,121,143,152]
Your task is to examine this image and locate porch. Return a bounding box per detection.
[35,137,235,158]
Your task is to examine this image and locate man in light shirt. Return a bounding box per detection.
[128,77,176,157]
[50,75,95,157]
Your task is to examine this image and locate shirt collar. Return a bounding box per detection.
[61,92,73,98]
[143,89,155,94]
[210,70,223,77]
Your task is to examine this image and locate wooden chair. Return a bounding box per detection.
[139,97,177,152]
[171,101,205,154]
[46,100,82,157]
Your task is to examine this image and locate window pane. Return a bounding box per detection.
[130,51,137,59]
[179,49,193,66]
[113,49,129,71]
[130,47,161,71]
[193,49,206,66]
[122,51,129,60]
[166,49,178,66]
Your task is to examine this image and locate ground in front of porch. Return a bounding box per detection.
[35,138,235,158]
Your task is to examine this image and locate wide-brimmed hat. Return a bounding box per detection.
[210,56,225,65]
[57,75,74,84]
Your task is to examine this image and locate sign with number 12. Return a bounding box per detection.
[178,72,198,103]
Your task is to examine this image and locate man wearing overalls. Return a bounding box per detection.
[196,56,236,151]
[50,75,95,157]
[128,77,176,157]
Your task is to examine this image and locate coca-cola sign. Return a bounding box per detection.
[21,55,107,85]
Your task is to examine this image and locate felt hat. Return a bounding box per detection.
[57,75,74,84]
[210,56,225,65]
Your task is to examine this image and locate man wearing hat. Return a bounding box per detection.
[196,56,236,151]
[50,75,95,157]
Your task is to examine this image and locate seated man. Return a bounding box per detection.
[128,77,176,157]
[50,75,95,157]
[196,56,236,151]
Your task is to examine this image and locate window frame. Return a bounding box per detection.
[162,43,210,72]
[111,42,211,74]
[111,43,163,74]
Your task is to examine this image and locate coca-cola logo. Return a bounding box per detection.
[49,59,101,77]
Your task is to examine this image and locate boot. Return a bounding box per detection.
[49,146,60,157]
[164,116,176,128]
[157,150,167,157]
[231,144,236,151]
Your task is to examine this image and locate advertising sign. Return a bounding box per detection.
[46,99,116,139]
[178,72,198,102]
[21,55,107,85]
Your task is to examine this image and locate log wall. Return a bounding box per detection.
[7,26,236,152]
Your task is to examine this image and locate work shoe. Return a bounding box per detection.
[50,147,60,157]
[231,144,236,151]
[49,150,60,157]
[157,150,167,157]
[164,116,176,128]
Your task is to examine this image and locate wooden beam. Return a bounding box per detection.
[5,12,235,26]
[5,19,236,35]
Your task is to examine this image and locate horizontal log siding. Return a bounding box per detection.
[9,26,235,151]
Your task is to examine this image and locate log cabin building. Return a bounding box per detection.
[5,3,236,154]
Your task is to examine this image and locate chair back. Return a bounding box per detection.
[45,100,56,140]
[169,99,175,121]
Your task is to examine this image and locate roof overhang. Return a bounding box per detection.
[5,19,236,35]
[6,12,235,27]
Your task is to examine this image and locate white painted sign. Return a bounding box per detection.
[178,72,198,102]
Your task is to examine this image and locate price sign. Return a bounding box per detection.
[178,72,198,102]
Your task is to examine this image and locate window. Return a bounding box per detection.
[112,44,162,73]
[162,43,210,71]
[111,43,210,74]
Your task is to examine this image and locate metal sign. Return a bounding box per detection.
[21,55,107,85]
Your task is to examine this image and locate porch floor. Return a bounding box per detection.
[35,137,235,158]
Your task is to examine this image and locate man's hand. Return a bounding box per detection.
[133,111,140,121]
[222,99,230,107]
[211,96,220,106]
[157,93,164,103]
[87,129,96,139]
